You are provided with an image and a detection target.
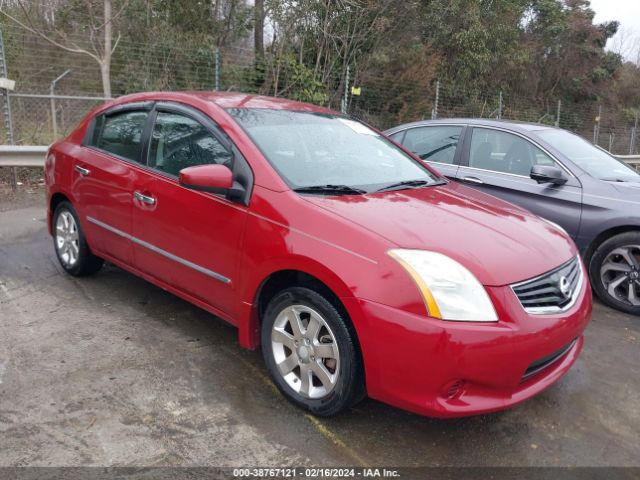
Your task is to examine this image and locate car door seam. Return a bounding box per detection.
[247,211,378,265]
[86,216,232,284]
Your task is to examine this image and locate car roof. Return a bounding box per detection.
[385,118,558,134]
[107,91,338,115]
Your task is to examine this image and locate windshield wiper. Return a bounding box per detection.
[602,178,627,182]
[375,179,445,192]
[293,184,367,195]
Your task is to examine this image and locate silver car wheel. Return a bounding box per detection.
[55,210,80,268]
[600,245,640,306]
[271,305,340,399]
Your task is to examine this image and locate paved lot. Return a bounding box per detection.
[1,198,639,467]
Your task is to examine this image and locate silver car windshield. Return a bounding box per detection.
[536,129,640,182]
[227,108,441,193]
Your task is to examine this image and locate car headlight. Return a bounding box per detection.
[388,249,498,322]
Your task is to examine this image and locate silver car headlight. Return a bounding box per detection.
[388,249,498,322]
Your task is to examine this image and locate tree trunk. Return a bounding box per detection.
[100,61,111,98]
[254,0,264,57]
[102,0,113,97]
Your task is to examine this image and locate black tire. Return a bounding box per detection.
[52,201,104,277]
[589,231,640,315]
[261,286,365,416]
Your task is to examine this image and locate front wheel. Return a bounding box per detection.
[589,232,640,315]
[261,287,365,416]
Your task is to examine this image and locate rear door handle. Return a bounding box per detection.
[461,176,484,185]
[74,165,90,176]
[133,191,156,205]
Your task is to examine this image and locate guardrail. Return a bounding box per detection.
[0,145,49,167]
[0,145,639,171]
[615,154,640,170]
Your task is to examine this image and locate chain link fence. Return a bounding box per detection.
[0,93,107,145]
[2,85,638,156]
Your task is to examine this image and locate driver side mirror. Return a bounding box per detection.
[179,164,245,201]
[530,165,567,185]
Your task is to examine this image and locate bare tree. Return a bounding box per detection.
[254,0,264,57]
[0,0,130,97]
[266,0,396,101]
[610,27,636,61]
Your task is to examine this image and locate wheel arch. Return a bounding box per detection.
[239,258,362,351]
[48,191,73,235]
[584,224,640,268]
[254,269,350,323]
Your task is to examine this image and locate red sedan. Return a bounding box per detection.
[45,92,592,417]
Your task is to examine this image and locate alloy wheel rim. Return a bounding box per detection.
[600,245,640,307]
[271,305,340,399]
[55,211,80,268]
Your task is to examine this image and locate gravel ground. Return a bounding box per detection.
[0,168,45,212]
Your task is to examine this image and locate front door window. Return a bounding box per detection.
[148,112,232,177]
[469,128,557,176]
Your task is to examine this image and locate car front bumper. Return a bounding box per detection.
[344,278,592,418]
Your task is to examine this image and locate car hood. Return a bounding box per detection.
[303,182,576,286]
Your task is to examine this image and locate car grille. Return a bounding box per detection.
[522,339,577,380]
[511,256,583,314]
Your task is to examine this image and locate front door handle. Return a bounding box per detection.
[461,176,484,185]
[133,191,156,205]
[74,165,90,176]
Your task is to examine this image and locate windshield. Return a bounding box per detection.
[227,108,441,193]
[536,129,640,182]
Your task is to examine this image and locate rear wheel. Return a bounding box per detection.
[53,201,103,276]
[589,232,640,315]
[261,287,365,416]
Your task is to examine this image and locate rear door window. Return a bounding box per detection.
[401,126,463,164]
[94,110,149,162]
[387,131,406,143]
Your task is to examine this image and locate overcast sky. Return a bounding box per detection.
[590,0,640,62]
